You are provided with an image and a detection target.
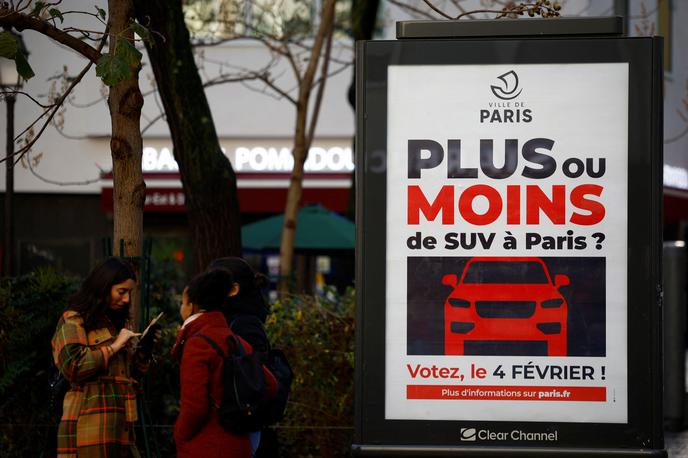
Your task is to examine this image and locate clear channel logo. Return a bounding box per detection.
[490,70,523,100]
[460,427,559,442]
[460,428,477,441]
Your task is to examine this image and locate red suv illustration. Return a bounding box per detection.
[443,257,569,356]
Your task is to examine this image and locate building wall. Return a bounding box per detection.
[0,0,355,194]
[0,194,111,275]
[1,0,685,194]
[1,0,686,274]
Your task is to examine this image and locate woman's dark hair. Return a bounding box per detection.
[68,257,136,330]
[208,257,269,322]
[186,269,234,311]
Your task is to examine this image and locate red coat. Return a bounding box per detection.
[171,311,276,458]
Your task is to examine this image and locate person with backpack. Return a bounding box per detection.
[172,269,277,458]
[208,257,270,353]
[208,257,293,457]
[51,257,159,457]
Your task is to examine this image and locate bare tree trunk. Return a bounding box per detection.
[108,0,145,328]
[134,0,242,273]
[0,3,145,324]
[278,0,336,293]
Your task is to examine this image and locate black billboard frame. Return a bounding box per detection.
[354,19,664,458]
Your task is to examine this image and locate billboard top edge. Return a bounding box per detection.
[397,17,624,40]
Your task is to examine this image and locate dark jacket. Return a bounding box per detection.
[223,296,278,457]
[223,288,270,353]
[172,311,276,458]
[225,313,269,354]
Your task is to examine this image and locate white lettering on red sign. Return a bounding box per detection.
[144,191,186,207]
[142,146,354,173]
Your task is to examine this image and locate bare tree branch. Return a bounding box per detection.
[202,72,265,88]
[1,89,51,109]
[59,10,107,24]
[386,0,436,19]
[279,40,302,82]
[68,90,108,108]
[25,151,103,186]
[394,0,562,21]
[311,61,352,96]
[238,77,292,102]
[0,6,102,63]
[305,22,334,150]
[255,72,298,104]
[448,0,475,19]
[6,60,93,165]
[665,124,688,144]
[422,0,453,19]
[0,30,108,165]
[141,112,165,135]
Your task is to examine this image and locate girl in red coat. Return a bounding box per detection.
[172,269,276,458]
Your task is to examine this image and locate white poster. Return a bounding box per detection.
[385,63,628,423]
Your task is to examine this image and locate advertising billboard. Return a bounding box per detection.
[354,18,664,457]
[387,63,627,424]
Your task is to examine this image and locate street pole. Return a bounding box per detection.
[4,93,15,277]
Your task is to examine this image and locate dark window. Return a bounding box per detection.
[463,261,549,284]
[19,239,94,277]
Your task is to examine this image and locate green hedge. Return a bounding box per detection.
[0,268,79,458]
[0,267,355,458]
[267,288,355,457]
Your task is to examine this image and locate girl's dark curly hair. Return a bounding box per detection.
[186,269,234,311]
[67,257,136,330]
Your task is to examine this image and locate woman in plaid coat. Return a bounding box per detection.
[52,257,156,457]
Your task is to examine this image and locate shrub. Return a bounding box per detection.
[267,287,355,458]
[0,268,79,457]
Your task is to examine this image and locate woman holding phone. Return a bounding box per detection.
[52,257,159,457]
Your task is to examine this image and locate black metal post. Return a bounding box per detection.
[613,0,629,35]
[4,93,15,277]
[663,241,686,431]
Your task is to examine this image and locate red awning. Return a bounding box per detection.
[664,187,688,226]
[100,172,352,214]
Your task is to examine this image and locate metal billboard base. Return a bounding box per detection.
[352,444,667,457]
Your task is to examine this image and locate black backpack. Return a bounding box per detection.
[193,333,268,433]
[227,317,293,426]
[192,332,293,434]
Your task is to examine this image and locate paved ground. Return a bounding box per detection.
[664,349,688,457]
[666,430,688,456]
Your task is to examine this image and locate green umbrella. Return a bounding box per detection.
[241,204,355,251]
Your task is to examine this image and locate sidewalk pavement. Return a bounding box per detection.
[667,430,688,457]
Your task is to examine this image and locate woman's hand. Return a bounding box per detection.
[137,323,163,356]
[111,328,141,353]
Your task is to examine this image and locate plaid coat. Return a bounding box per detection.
[52,311,149,458]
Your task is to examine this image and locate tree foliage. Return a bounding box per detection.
[0,268,79,457]
[0,30,34,80]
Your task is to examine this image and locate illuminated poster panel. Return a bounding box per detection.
[385,63,628,423]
